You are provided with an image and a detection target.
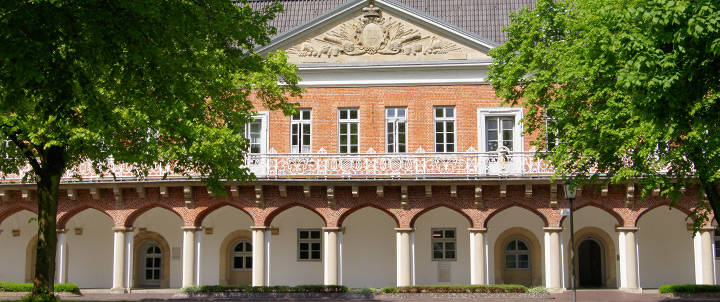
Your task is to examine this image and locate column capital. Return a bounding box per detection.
[615,226,639,232]
[543,227,563,232]
[56,228,68,234]
[468,228,488,233]
[322,227,344,232]
[111,227,134,233]
[181,226,203,232]
[394,227,415,233]
[250,226,274,231]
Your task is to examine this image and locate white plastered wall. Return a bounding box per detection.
[637,206,694,288]
[486,206,545,285]
[342,207,396,288]
[133,207,184,288]
[64,209,114,288]
[198,206,254,285]
[0,210,37,283]
[269,206,324,286]
[560,206,619,288]
[414,207,471,285]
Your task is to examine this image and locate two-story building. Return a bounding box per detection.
[0,0,715,292]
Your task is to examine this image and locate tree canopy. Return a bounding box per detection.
[489,0,720,227]
[0,0,301,296]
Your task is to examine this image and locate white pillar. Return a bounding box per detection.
[111,227,131,293]
[543,227,563,291]
[55,229,68,284]
[181,226,201,288]
[469,228,488,285]
[251,226,271,286]
[323,227,343,285]
[124,228,135,292]
[396,228,415,287]
[195,228,203,286]
[695,227,716,285]
[617,227,640,292]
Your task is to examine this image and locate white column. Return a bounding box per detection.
[181,226,201,288]
[251,226,272,286]
[111,227,131,293]
[195,228,203,286]
[396,228,415,287]
[323,227,343,285]
[617,227,640,292]
[695,227,716,285]
[469,228,488,285]
[124,228,135,292]
[543,227,563,291]
[55,229,68,284]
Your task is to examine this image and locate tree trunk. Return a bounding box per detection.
[701,180,720,228]
[32,146,66,296]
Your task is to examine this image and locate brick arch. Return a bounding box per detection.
[194,203,254,227]
[123,204,183,228]
[558,203,624,227]
[634,203,694,228]
[482,204,549,228]
[408,204,472,228]
[336,204,400,228]
[57,205,113,229]
[264,203,327,227]
[0,205,38,227]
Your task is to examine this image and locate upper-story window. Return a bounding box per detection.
[245,112,268,154]
[386,107,407,153]
[338,108,359,153]
[291,109,312,153]
[478,108,524,152]
[434,106,456,152]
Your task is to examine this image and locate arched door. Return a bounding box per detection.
[141,241,162,287]
[229,240,252,285]
[578,239,603,287]
[503,238,532,286]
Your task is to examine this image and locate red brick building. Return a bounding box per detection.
[0,0,713,293]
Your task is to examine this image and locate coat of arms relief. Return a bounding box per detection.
[287,4,463,58]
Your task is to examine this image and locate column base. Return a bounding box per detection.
[547,287,565,293]
[619,287,642,293]
[110,287,128,293]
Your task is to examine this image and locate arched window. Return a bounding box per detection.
[143,241,162,286]
[505,239,530,269]
[232,240,252,271]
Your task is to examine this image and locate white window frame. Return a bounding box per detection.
[338,108,360,153]
[431,228,457,261]
[297,229,322,261]
[386,107,408,153]
[290,109,312,153]
[245,111,269,154]
[231,240,253,272]
[434,106,457,153]
[504,238,531,270]
[478,108,524,152]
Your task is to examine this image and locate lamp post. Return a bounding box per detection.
[563,177,578,302]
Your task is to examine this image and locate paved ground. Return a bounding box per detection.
[2,289,718,302]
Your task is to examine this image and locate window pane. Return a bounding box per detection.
[518,254,529,261]
[435,122,444,132]
[446,122,454,133]
[146,270,153,279]
[351,146,358,153]
[350,110,358,119]
[503,129,513,141]
[434,251,444,259]
[234,243,243,252]
[299,231,308,239]
[146,258,152,267]
[517,241,528,250]
[234,257,243,269]
[487,129,498,141]
[488,141,498,152]
[299,251,308,259]
[505,255,516,268]
[340,110,347,120]
[506,240,516,251]
[445,108,454,117]
[503,140,514,150]
[245,242,252,252]
[445,250,455,259]
[311,242,321,251]
[311,231,321,239]
[311,251,321,259]
[446,133,454,144]
[350,123,358,133]
[302,110,310,119]
[300,242,308,251]
[487,119,498,130]
[435,108,443,118]
[387,110,395,118]
[445,230,455,238]
[433,242,443,251]
[436,133,444,144]
[303,125,311,135]
[502,118,514,129]
[398,109,406,118]
[433,230,443,238]
[445,242,455,251]
[447,144,454,152]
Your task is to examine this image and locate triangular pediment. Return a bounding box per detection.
[259,0,497,64]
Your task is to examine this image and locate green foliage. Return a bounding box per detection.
[21,293,60,302]
[659,284,720,293]
[489,0,720,229]
[528,286,548,293]
[181,285,349,293]
[379,285,527,293]
[348,288,376,294]
[0,282,79,293]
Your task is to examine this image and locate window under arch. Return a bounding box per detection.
[232,240,252,271]
[505,238,530,269]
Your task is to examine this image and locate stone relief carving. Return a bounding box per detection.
[287,4,462,57]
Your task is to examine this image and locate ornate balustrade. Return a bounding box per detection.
[0,147,555,183]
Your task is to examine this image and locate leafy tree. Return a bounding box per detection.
[0,0,300,297]
[489,0,720,227]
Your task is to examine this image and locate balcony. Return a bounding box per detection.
[0,147,554,184]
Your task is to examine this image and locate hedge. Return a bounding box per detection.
[658,284,720,294]
[0,282,80,293]
[182,284,349,293]
[379,285,527,293]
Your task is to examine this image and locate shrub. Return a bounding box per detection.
[0,282,79,293]
[182,284,348,293]
[381,285,526,294]
[659,284,720,294]
[528,286,548,293]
